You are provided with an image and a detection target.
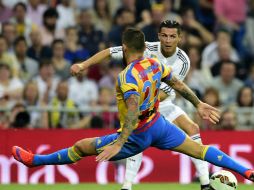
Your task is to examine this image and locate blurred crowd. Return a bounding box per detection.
[0,0,253,130]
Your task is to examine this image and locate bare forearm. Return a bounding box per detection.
[116,94,139,146]
[78,48,110,69]
[117,111,138,146]
[159,90,169,101]
[196,23,214,43]
[166,76,201,107]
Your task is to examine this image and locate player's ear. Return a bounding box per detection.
[178,33,182,43]
[158,33,161,41]
[122,44,127,52]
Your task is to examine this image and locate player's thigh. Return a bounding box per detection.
[153,120,187,150]
[74,137,98,156]
[172,136,206,159]
[96,133,148,161]
[173,114,200,136]
[110,139,148,161]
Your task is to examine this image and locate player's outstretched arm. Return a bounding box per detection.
[164,75,220,124]
[70,48,111,76]
[96,94,140,162]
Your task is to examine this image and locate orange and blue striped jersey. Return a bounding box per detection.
[116,57,173,131]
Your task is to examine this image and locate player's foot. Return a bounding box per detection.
[12,146,35,167]
[201,184,210,190]
[245,169,254,182]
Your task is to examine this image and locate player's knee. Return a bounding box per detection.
[74,139,86,156]
[74,138,96,156]
[187,122,200,136]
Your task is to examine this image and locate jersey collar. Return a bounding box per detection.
[129,57,145,65]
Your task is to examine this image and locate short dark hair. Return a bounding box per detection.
[14,36,27,47]
[0,34,7,42]
[159,20,182,35]
[0,63,10,70]
[220,60,237,67]
[51,39,64,48]
[215,27,232,38]
[43,8,59,19]
[236,86,254,107]
[39,59,52,69]
[122,28,145,53]
[13,2,27,12]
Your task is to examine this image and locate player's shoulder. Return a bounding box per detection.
[145,41,160,52]
[176,47,190,66]
[118,64,133,79]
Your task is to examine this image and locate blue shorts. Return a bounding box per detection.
[95,115,186,161]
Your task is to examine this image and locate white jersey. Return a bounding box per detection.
[109,41,190,102]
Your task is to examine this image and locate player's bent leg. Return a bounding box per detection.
[74,137,98,156]
[121,152,143,190]
[12,137,97,167]
[173,115,210,189]
[172,137,254,182]
[173,114,199,136]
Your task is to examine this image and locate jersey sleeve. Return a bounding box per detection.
[161,63,173,82]
[160,81,172,95]
[109,46,123,60]
[118,70,140,100]
[173,50,190,81]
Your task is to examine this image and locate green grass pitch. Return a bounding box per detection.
[0,183,253,190]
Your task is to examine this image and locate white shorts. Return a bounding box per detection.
[159,101,186,122]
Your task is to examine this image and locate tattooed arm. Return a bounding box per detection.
[95,94,140,162]
[164,75,201,107]
[116,94,140,146]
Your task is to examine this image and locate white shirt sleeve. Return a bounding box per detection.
[159,49,190,96]
[109,46,123,60]
[172,60,190,81]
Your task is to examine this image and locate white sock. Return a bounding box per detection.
[122,152,143,190]
[190,134,210,186]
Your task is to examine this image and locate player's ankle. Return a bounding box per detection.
[199,175,210,186]
[200,184,210,190]
[121,181,132,190]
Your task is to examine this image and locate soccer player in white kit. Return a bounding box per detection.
[71,20,210,190]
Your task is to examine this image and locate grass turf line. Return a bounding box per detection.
[0,183,253,190]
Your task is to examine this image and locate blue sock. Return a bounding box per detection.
[33,147,81,166]
[204,146,249,177]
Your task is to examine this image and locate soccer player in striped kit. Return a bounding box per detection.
[71,20,210,190]
[13,29,254,188]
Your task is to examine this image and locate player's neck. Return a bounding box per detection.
[161,47,177,58]
[126,53,144,65]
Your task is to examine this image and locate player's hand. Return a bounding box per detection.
[197,102,220,124]
[96,144,122,162]
[70,64,85,76]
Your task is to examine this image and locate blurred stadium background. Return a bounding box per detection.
[0,0,254,189]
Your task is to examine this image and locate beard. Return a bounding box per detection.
[122,47,127,67]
